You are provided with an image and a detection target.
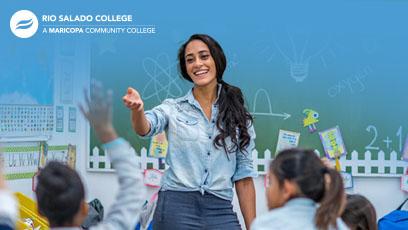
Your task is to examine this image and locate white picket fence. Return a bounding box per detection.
[88,147,168,173]
[339,150,408,177]
[88,146,114,172]
[88,147,408,177]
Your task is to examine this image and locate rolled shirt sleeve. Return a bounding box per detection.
[232,124,258,182]
[141,99,172,138]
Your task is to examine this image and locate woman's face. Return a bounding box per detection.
[184,40,217,88]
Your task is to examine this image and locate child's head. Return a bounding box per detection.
[36,161,88,227]
[341,194,377,230]
[267,148,345,230]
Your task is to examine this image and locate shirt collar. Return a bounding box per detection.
[285,197,316,208]
[180,83,222,106]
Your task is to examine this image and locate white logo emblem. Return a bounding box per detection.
[10,10,39,38]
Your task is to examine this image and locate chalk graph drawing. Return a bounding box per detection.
[273,31,328,83]
[251,89,291,120]
[141,53,184,103]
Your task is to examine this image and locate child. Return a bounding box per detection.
[341,194,377,230]
[36,81,146,229]
[251,148,349,230]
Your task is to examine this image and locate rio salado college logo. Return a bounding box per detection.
[10,10,39,38]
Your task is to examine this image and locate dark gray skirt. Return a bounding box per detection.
[153,191,241,230]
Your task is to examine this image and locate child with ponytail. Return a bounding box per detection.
[251,149,349,230]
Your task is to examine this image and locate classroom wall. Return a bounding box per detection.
[5,44,407,226]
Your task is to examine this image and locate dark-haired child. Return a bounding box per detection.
[36,82,145,229]
[341,194,377,230]
[251,149,349,230]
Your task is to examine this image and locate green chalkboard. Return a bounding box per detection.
[90,1,408,176]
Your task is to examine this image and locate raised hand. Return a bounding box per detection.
[79,80,118,143]
[122,87,144,112]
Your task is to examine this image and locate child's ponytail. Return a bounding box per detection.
[315,168,345,230]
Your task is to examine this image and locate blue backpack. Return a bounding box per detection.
[378,198,408,230]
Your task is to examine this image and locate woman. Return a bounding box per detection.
[123,34,257,229]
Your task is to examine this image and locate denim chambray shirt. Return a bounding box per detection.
[142,85,258,201]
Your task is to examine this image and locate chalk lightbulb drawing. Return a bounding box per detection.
[274,32,327,82]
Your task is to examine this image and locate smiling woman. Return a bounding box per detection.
[183,40,218,89]
[122,34,258,230]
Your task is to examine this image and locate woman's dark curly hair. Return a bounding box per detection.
[178,34,253,153]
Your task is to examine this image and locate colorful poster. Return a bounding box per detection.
[144,169,163,187]
[319,126,347,159]
[148,132,168,158]
[1,142,41,180]
[275,129,300,154]
[39,144,76,168]
[67,145,77,168]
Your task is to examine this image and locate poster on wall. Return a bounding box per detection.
[275,129,300,154]
[148,132,168,158]
[319,126,347,159]
[39,143,76,169]
[0,142,41,180]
